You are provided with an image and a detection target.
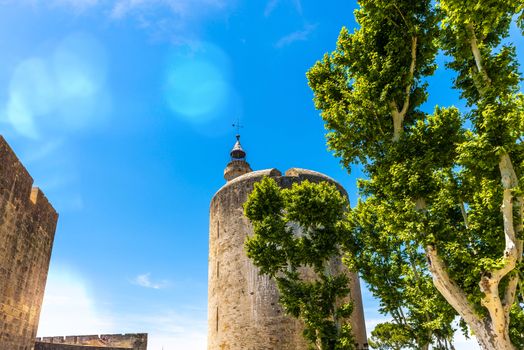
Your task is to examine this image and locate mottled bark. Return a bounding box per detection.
[390,36,417,141]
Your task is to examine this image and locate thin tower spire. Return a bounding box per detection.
[232,118,243,136]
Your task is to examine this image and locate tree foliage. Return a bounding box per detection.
[346,195,458,349]
[244,177,355,350]
[307,0,524,349]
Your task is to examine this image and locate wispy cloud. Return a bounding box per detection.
[1,0,236,44]
[133,273,169,289]
[264,0,302,17]
[109,0,235,44]
[38,265,115,336]
[264,0,279,17]
[39,266,206,349]
[275,23,317,48]
[53,0,101,11]
[117,310,207,350]
[20,140,63,164]
[0,0,101,12]
[292,0,302,15]
[111,0,229,19]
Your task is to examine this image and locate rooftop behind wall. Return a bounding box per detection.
[0,136,58,350]
[35,334,148,350]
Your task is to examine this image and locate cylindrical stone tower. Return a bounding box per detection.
[208,137,367,350]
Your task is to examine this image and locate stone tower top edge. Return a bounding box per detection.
[0,135,58,221]
[285,167,348,197]
[212,167,347,204]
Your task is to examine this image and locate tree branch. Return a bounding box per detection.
[392,3,409,28]
[390,36,417,141]
[425,245,482,328]
[401,36,417,118]
[460,202,469,229]
[473,153,522,338]
[498,153,523,317]
[466,23,491,87]
[479,274,508,338]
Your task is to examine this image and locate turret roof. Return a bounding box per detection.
[230,135,246,159]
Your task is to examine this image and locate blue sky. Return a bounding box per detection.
[1,1,522,349]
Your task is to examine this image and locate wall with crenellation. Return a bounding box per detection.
[35,334,147,350]
[0,136,59,350]
[34,342,128,350]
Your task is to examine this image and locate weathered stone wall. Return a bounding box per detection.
[35,333,147,350]
[34,342,128,350]
[35,334,147,350]
[208,168,368,350]
[0,136,58,350]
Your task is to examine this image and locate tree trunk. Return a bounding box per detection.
[425,243,518,350]
[470,320,516,350]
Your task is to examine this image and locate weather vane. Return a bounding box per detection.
[232,118,244,136]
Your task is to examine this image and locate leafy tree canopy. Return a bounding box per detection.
[307,0,524,348]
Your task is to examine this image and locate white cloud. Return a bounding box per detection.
[2,32,110,139]
[38,265,115,336]
[133,273,169,289]
[275,23,317,48]
[38,265,207,349]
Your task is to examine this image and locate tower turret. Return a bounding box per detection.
[223,135,252,182]
[209,165,368,349]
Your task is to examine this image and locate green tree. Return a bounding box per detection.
[367,322,417,350]
[346,196,458,350]
[307,0,524,349]
[244,177,355,350]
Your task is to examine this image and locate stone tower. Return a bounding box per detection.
[0,136,59,350]
[208,136,367,349]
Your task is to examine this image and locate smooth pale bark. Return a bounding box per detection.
[466,23,491,87]
[421,19,522,349]
[390,36,417,141]
[421,153,522,350]
[497,154,523,316]
[425,246,517,350]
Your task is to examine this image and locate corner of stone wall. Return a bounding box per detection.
[0,135,34,203]
[0,136,58,229]
[30,187,59,233]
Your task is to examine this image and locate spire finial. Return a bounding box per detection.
[224,121,252,181]
[232,119,243,136]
